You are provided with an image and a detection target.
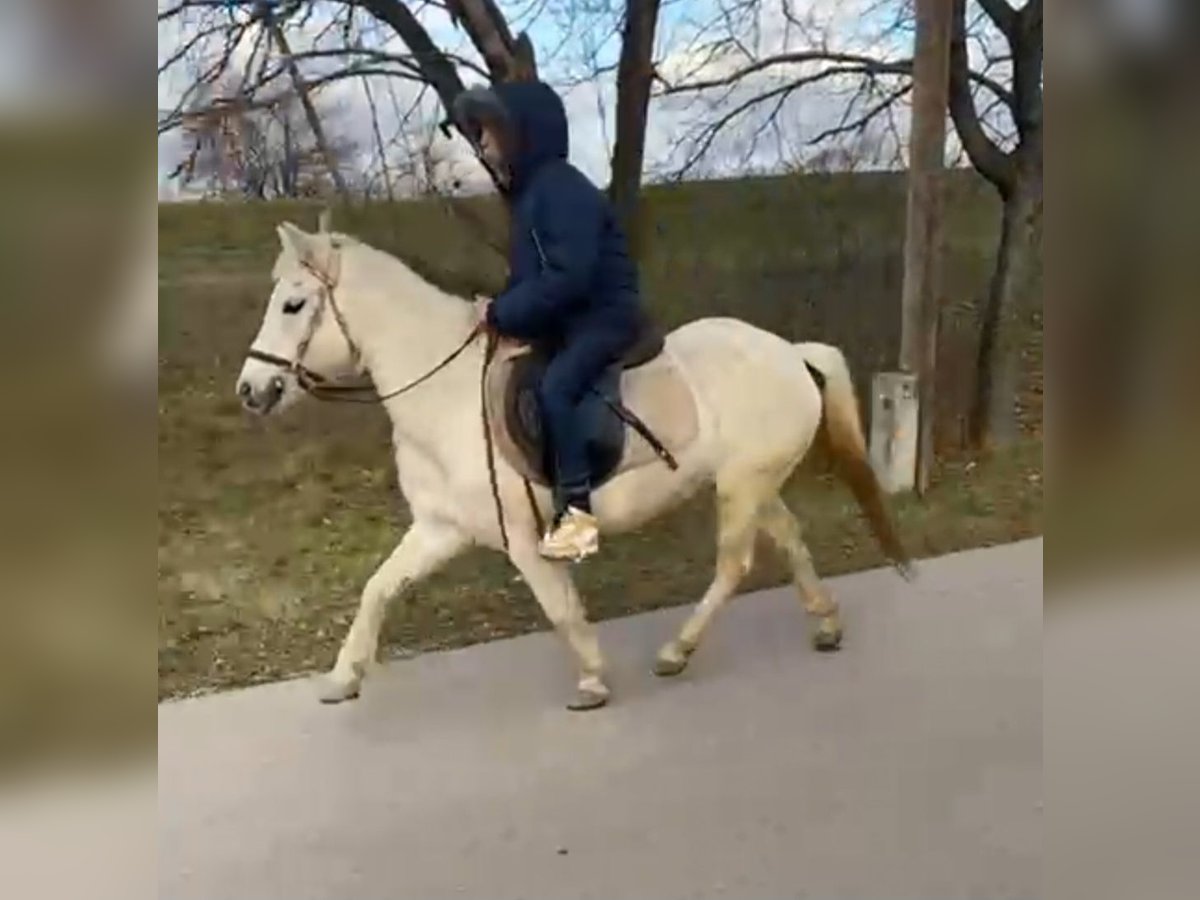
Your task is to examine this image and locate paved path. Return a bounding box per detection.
[159,539,1042,900]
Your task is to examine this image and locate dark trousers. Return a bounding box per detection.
[537,323,634,512]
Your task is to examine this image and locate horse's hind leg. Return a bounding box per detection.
[758,495,843,651]
[653,474,766,677]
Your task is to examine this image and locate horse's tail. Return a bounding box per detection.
[797,342,914,579]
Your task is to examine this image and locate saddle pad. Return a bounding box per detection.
[485,341,700,489]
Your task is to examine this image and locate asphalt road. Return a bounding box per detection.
[159,539,1042,900]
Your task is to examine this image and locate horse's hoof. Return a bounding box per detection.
[813,620,844,653]
[653,644,693,677]
[317,675,361,704]
[653,656,688,678]
[567,687,609,711]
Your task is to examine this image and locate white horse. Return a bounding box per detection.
[236,221,910,710]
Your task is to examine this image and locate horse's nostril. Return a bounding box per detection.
[270,375,284,393]
[237,381,252,398]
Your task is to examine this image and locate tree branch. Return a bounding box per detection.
[358,0,465,111]
[168,61,425,139]
[159,1,191,21]
[158,0,251,21]
[511,31,538,80]
[976,0,1017,36]
[445,0,528,81]
[949,0,1014,193]
[157,22,249,134]
[158,21,231,76]
[291,66,428,92]
[659,49,1013,109]
[672,66,866,178]
[257,46,463,84]
[675,82,794,178]
[659,50,906,93]
[808,84,913,146]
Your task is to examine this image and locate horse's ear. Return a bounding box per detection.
[317,208,333,233]
[277,221,310,258]
[277,221,326,268]
[277,221,338,281]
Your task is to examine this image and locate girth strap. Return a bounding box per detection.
[593,389,680,472]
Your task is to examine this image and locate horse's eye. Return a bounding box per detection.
[282,297,306,315]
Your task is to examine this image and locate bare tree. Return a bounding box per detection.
[174,80,359,199]
[156,0,573,290]
[953,0,1042,449]
[161,0,668,262]
[159,1,536,196]
[658,0,1041,450]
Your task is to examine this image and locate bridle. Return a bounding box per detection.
[246,252,482,405]
[244,246,534,550]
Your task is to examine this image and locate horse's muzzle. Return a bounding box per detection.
[238,374,285,415]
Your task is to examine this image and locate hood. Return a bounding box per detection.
[491,81,569,192]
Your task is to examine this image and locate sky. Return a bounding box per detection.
[156,0,994,199]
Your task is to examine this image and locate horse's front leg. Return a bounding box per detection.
[508,542,610,711]
[319,519,466,703]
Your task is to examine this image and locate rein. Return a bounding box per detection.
[246,253,531,551]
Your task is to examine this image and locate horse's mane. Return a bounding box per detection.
[338,231,505,302]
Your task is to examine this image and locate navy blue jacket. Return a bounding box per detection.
[485,82,642,344]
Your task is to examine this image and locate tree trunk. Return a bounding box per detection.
[970,161,1042,450]
[609,0,661,253]
[445,0,525,81]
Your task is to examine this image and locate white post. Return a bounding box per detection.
[870,372,920,494]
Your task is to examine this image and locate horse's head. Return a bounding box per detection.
[236,221,359,415]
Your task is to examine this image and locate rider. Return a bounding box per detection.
[453,81,643,562]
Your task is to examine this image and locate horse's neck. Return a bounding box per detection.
[339,243,481,443]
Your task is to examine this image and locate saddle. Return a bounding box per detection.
[484,322,699,492]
